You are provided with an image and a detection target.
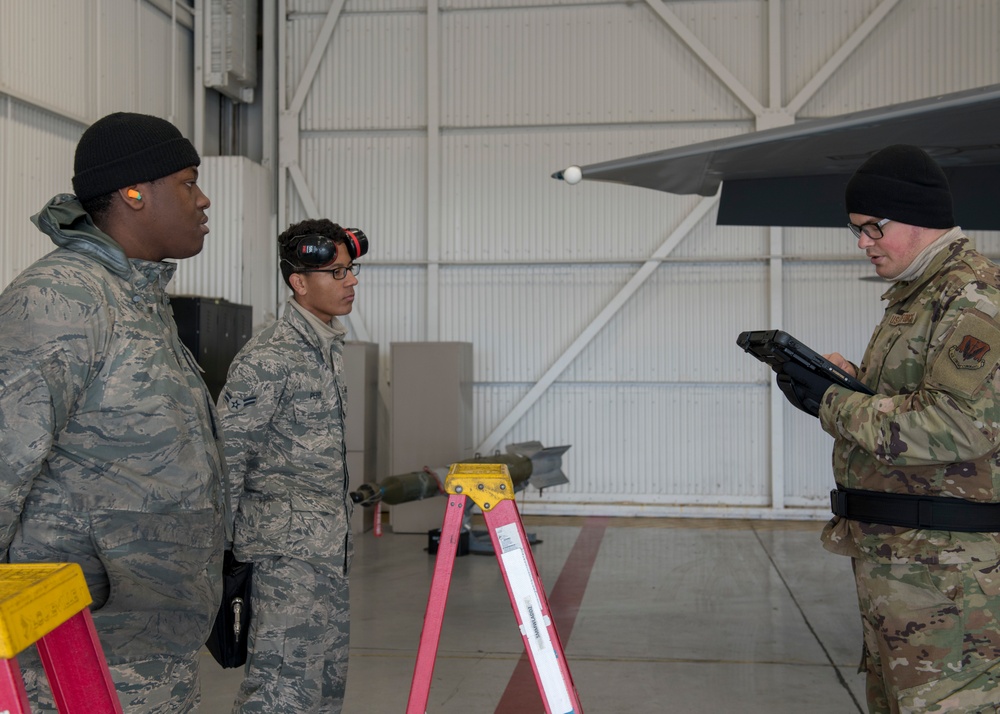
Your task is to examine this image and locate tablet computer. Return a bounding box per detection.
[737,329,874,395]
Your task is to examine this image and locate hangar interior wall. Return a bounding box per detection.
[277,0,1000,519]
[2,0,999,519]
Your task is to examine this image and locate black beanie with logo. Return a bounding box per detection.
[72,112,201,202]
[844,144,955,229]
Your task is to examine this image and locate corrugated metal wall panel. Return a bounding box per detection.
[136,4,176,117]
[172,158,275,327]
[439,262,770,384]
[275,0,1000,519]
[668,0,767,105]
[781,0,891,106]
[351,265,427,345]
[0,1,197,299]
[474,383,770,505]
[95,0,146,118]
[146,3,196,130]
[566,262,771,383]
[299,133,428,261]
[2,104,79,286]
[0,1,90,119]
[292,0,423,13]
[784,226,859,258]
[289,12,427,132]
[439,264,629,381]
[442,4,751,128]
[781,261,886,502]
[783,409,836,508]
[977,232,1000,256]
[0,0,199,133]
[795,0,1000,117]
[783,261,887,352]
[88,0,195,131]
[444,0,627,9]
[440,124,757,263]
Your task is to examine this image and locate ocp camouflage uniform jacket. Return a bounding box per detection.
[218,301,352,575]
[819,229,1000,569]
[0,194,228,658]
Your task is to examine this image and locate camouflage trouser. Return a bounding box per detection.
[20,648,201,713]
[232,555,350,713]
[853,558,1000,714]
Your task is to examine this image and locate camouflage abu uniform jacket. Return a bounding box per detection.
[219,301,352,575]
[819,229,1000,567]
[0,195,228,658]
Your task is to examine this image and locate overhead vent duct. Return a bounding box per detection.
[203,0,258,103]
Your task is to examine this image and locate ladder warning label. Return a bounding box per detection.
[496,523,520,553]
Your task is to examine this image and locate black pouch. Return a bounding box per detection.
[206,550,253,668]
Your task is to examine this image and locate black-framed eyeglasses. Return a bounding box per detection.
[848,218,892,240]
[298,263,361,280]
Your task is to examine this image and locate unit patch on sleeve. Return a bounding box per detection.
[950,334,991,370]
[929,310,1000,398]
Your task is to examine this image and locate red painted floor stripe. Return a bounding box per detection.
[493,516,609,714]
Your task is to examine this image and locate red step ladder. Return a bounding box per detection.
[406,463,583,714]
[0,563,122,713]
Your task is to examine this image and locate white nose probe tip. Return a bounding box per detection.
[561,165,582,185]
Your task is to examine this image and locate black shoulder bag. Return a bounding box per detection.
[206,550,254,668]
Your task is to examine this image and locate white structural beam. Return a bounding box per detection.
[275,0,370,343]
[644,0,765,117]
[785,0,900,116]
[477,194,720,454]
[768,226,785,510]
[426,0,442,340]
[288,0,346,116]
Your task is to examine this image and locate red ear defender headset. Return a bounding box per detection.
[286,229,369,268]
[341,228,368,260]
[280,228,369,282]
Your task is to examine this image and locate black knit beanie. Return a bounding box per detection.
[844,144,954,229]
[72,112,201,202]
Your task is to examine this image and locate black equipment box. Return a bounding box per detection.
[171,296,253,401]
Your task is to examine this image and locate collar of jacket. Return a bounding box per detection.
[31,193,132,278]
[284,300,347,348]
[882,230,970,306]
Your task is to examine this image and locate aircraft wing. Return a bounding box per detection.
[553,84,1000,229]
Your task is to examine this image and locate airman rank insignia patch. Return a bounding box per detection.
[224,391,257,411]
[949,335,990,370]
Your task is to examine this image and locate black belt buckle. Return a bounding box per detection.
[830,488,846,516]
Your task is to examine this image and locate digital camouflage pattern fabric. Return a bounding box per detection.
[0,195,229,712]
[819,230,1000,713]
[218,301,352,712]
[232,556,350,712]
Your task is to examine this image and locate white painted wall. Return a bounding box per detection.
[3,0,999,520]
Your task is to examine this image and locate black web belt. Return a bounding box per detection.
[831,487,1000,532]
